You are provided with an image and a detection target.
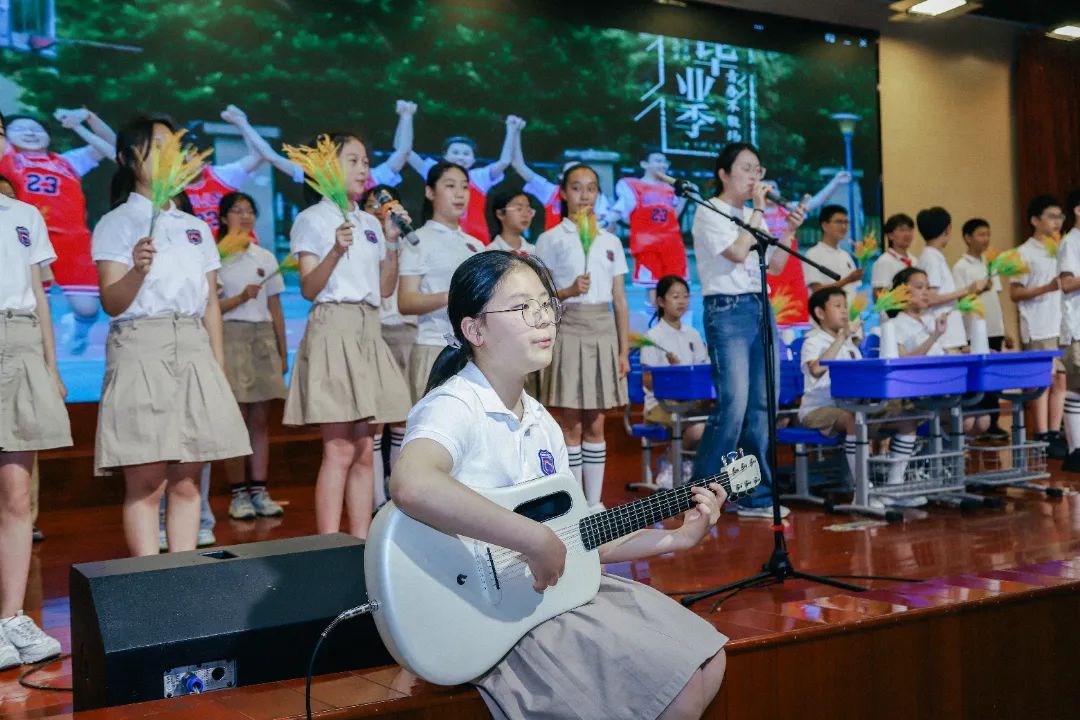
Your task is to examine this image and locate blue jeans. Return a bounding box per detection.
[692,293,779,508]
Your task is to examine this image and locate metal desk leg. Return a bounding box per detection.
[780,442,825,506]
[833,408,898,520]
[670,411,684,487]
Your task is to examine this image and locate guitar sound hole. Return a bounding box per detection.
[514,491,572,523]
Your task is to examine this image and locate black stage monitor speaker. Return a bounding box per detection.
[70,533,392,710]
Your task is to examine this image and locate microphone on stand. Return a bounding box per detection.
[373,189,421,246]
[657,172,700,198]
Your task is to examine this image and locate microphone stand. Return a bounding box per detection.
[672,182,866,607]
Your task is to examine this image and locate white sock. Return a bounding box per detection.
[887,434,917,485]
[582,442,606,506]
[567,445,583,487]
[373,435,387,506]
[844,435,857,481]
[389,428,406,471]
[1064,392,1080,453]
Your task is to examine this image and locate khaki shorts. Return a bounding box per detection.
[799,406,849,436]
[1064,342,1080,390]
[645,402,710,428]
[1024,337,1065,373]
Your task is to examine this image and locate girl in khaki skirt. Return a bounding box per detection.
[0,115,69,667]
[361,185,417,507]
[284,133,412,539]
[535,164,630,511]
[397,161,485,403]
[92,116,251,557]
[216,192,288,520]
[391,251,728,719]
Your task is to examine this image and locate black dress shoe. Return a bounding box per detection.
[32,526,44,542]
[1062,449,1080,473]
[982,426,1009,441]
[1048,431,1069,460]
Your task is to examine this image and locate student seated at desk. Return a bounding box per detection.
[641,276,708,487]
[799,287,921,507]
[885,268,992,444]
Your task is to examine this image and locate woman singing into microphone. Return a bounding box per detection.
[690,143,806,519]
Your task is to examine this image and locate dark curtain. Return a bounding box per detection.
[1016,33,1080,233]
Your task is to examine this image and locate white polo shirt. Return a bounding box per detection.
[888,312,945,357]
[534,218,628,305]
[399,220,484,346]
[952,253,1004,339]
[871,249,917,290]
[0,194,55,313]
[91,193,220,322]
[218,243,285,323]
[916,245,966,349]
[290,198,387,307]
[803,241,858,304]
[488,234,536,256]
[403,361,569,489]
[1058,228,1080,344]
[639,319,708,412]
[692,197,775,296]
[1014,237,1062,343]
[798,327,862,421]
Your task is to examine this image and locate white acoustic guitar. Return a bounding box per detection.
[363,452,761,686]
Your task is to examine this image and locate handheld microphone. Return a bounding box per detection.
[764,189,794,210]
[374,189,420,246]
[657,172,700,197]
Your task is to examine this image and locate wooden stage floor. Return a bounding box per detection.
[4,438,1080,719]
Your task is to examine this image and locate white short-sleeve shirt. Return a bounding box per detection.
[91,193,220,322]
[639,320,708,412]
[692,198,775,296]
[61,146,101,177]
[0,195,55,313]
[290,198,387,306]
[952,253,1004,339]
[798,327,862,421]
[211,160,253,191]
[803,241,859,304]
[403,362,569,489]
[916,245,966,349]
[1058,228,1080,343]
[888,312,945,357]
[534,218,628,305]
[1014,237,1062,343]
[218,243,285,323]
[398,220,484,346]
[379,287,417,327]
[488,234,536,256]
[871,249,916,290]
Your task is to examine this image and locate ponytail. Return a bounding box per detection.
[424,345,471,397]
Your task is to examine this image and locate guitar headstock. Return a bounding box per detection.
[716,450,761,499]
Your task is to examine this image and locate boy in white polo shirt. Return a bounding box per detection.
[915,207,986,352]
[1011,194,1066,455]
[953,218,1009,439]
[1056,190,1080,469]
[803,205,863,306]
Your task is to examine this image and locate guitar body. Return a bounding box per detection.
[364,472,599,686]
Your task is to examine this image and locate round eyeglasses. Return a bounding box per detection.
[480,297,564,328]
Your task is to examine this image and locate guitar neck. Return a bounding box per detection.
[577,470,731,551]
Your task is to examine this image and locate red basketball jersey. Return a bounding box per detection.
[460,180,491,244]
[184,167,239,236]
[625,178,680,255]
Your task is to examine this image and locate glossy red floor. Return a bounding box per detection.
[3,439,1080,718]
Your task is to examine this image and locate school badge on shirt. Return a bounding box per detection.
[15,226,31,247]
[538,449,556,476]
[606,249,615,262]
[364,230,378,244]
[186,229,203,245]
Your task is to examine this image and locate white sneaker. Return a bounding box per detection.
[249,489,284,518]
[1,612,61,664]
[197,528,216,548]
[737,504,791,519]
[681,460,695,484]
[888,495,928,508]
[229,491,257,520]
[655,462,674,489]
[0,631,19,670]
[159,530,168,553]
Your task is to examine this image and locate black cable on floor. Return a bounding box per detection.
[18,653,73,692]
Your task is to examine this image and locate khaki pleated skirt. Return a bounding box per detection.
[0,313,72,453]
[407,343,447,404]
[284,303,411,426]
[381,322,417,375]
[222,321,287,404]
[95,314,251,475]
[476,573,727,720]
[542,303,628,410]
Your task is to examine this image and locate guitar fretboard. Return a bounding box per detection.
[577,470,733,551]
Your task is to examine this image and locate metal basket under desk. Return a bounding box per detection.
[868,447,965,498]
[964,440,1049,485]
